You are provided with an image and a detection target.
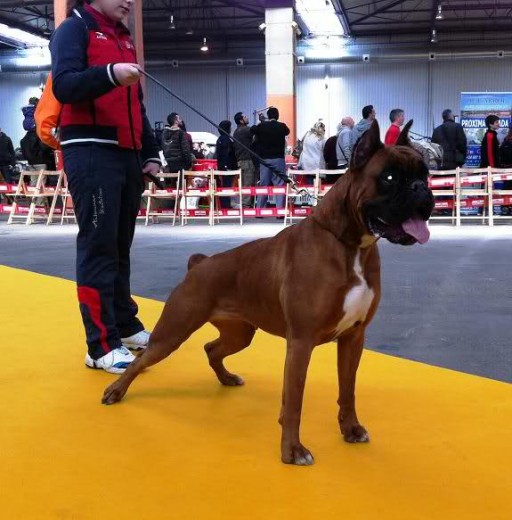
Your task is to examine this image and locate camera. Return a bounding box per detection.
[428,53,436,61]
[362,54,370,63]
[171,60,179,68]
[236,58,244,67]
[297,56,305,64]
[497,50,505,59]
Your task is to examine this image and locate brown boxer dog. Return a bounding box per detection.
[103,120,434,466]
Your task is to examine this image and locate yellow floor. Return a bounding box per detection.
[1,265,511,520]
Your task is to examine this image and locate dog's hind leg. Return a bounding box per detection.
[204,320,256,386]
[102,281,213,405]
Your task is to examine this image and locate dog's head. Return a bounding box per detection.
[347,120,434,246]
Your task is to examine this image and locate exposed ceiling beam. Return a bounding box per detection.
[331,0,352,35]
[350,0,407,25]
[0,14,47,37]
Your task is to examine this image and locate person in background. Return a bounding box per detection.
[500,127,512,167]
[162,112,191,174]
[298,120,326,185]
[178,119,193,151]
[233,111,256,208]
[251,106,290,213]
[50,0,162,374]
[500,127,512,190]
[192,142,204,160]
[215,120,238,208]
[431,109,467,170]
[352,105,376,142]
[0,127,15,184]
[22,97,39,132]
[336,116,355,169]
[480,115,501,168]
[385,108,405,145]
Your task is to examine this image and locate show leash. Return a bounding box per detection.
[139,68,317,201]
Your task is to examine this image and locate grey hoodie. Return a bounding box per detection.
[352,118,372,143]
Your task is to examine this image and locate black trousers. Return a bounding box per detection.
[63,144,145,359]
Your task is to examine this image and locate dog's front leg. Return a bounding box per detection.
[337,328,369,443]
[280,339,314,466]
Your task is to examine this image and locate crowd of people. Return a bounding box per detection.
[160,106,291,213]
[0,96,57,195]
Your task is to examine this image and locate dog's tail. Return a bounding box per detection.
[188,253,208,271]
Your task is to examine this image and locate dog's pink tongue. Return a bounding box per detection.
[402,218,430,244]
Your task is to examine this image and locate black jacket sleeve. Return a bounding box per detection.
[282,123,291,136]
[50,17,119,104]
[138,85,161,165]
[455,124,467,156]
[8,137,15,165]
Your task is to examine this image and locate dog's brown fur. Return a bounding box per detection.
[102,121,430,465]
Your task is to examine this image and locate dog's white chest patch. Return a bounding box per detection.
[332,251,374,338]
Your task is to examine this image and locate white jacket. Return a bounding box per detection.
[298,131,326,171]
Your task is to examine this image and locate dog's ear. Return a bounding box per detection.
[351,120,383,170]
[395,119,414,146]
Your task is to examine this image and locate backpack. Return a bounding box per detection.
[412,140,443,170]
[323,135,338,169]
[35,11,89,150]
[35,73,61,149]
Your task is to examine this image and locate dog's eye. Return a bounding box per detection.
[380,172,397,185]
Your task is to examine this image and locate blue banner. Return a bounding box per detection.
[460,92,512,167]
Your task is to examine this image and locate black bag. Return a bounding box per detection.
[323,135,338,169]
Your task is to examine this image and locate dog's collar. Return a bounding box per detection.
[360,234,379,249]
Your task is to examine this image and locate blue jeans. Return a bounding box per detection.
[256,158,286,209]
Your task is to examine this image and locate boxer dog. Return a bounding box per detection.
[103,120,434,466]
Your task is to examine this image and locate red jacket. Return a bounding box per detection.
[385,124,401,145]
[50,6,160,164]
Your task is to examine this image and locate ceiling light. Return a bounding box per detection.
[436,4,443,20]
[185,28,194,35]
[431,29,438,43]
[169,15,176,30]
[200,37,208,52]
[0,23,49,48]
[258,22,266,32]
[296,0,344,37]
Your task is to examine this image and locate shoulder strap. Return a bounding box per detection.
[336,132,349,163]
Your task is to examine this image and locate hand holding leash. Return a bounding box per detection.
[113,63,141,86]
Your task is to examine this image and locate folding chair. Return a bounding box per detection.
[428,168,459,226]
[8,169,63,225]
[458,167,492,226]
[315,169,347,200]
[144,172,181,226]
[180,169,213,225]
[211,169,243,225]
[284,169,317,226]
[490,167,512,221]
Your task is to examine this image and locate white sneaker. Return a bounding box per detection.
[121,330,151,351]
[85,346,135,374]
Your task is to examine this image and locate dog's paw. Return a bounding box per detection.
[343,424,370,443]
[102,383,127,405]
[281,443,315,466]
[219,372,245,386]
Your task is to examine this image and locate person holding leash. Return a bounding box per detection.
[50,0,162,373]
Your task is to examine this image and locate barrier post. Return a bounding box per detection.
[455,167,461,227]
[488,167,494,227]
